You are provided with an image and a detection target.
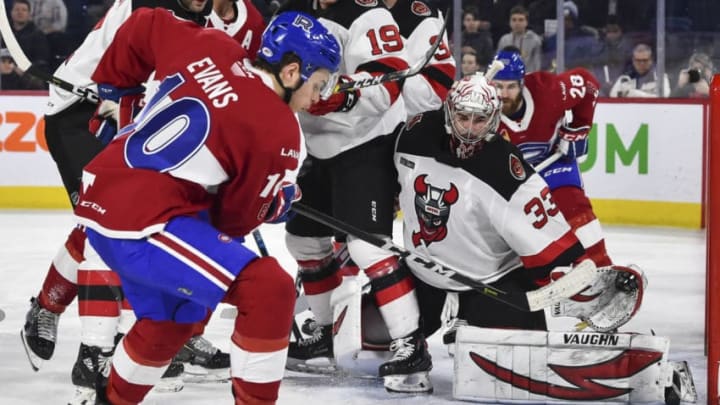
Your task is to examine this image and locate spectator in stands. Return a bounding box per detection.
[29,0,67,34]
[542,1,597,70]
[460,50,481,78]
[496,5,541,73]
[462,6,494,68]
[591,16,631,96]
[609,43,671,98]
[670,52,714,98]
[8,0,51,77]
[0,48,45,89]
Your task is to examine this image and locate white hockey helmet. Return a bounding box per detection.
[444,73,502,159]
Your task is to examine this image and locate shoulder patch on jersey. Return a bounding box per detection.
[355,0,378,7]
[509,154,526,181]
[411,1,431,16]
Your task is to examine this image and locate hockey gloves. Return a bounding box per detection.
[88,84,145,145]
[264,182,302,224]
[308,75,360,116]
[555,124,590,160]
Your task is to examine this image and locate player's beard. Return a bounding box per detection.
[501,95,522,116]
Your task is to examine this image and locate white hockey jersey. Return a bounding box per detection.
[389,0,455,117]
[46,0,211,115]
[394,110,585,291]
[298,0,409,159]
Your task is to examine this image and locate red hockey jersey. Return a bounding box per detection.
[75,8,303,239]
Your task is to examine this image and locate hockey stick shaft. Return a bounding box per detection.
[292,203,596,312]
[334,8,450,93]
[0,0,99,103]
[534,152,563,172]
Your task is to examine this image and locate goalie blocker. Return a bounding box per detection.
[452,326,696,404]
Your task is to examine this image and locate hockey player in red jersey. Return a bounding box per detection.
[491,46,611,267]
[206,0,266,56]
[73,9,340,404]
[21,0,265,392]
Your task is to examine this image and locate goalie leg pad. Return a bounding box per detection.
[552,264,647,332]
[453,327,673,403]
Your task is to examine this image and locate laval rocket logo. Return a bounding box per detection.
[469,348,663,400]
[412,174,458,247]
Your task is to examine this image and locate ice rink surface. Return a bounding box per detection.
[0,210,706,404]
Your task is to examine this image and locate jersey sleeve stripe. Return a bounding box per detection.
[521,230,583,269]
[420,63,455,99]
[356,57,410,103]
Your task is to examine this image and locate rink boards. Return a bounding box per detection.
[0,93,707,228]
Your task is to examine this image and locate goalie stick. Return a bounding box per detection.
[334,8,450,93]
[291,203,596,312]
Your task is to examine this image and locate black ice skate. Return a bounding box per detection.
[20,296,60,371]
[174,335,230,383]
[379,330,433,394]
[68,343,114,405]
[286,324,336,374]
[301,317,319,335]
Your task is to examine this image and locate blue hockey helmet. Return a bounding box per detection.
[258,11,341,81]
[492,50,525,81]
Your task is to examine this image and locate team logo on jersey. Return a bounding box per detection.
[469,348,663,400]
[411,1,431,16]
[355,0,378,7]
[411,174,458,247]
[509,154,526,181]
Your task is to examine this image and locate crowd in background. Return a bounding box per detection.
[0,0,718,97]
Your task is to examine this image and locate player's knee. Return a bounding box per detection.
[285,233,333,261]
[346,237,394,270]
[226,257,295,323]
[128,318,195,360]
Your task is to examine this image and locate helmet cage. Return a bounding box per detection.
[443,75,501,159]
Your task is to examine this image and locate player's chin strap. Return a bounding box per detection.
[272,68,303,104]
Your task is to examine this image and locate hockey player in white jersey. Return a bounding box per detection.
[278,0,434,394]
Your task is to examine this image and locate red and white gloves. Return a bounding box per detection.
[556,124,590,160]
[264,182,302,224]
[88,84,145,145]
[308,75,360,116]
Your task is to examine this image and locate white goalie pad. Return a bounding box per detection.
[330,276,392,377]
[552,264,647,332]
[453,327,677,404]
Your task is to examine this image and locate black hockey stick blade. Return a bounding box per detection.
[334,7,450,93]
[291,202,534,311]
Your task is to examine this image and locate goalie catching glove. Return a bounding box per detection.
[555,124,590,160]
[88,84,145,145]
[308,75,360,116]
[551,264,647,332]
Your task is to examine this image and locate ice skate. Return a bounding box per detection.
[379,330,433,394]
[20,296,60,371]
[286,324,337,374]
[67,343,114,405]
[174,335,230,383]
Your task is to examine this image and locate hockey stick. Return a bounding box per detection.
[534,152,563,172]
[0,0,100,103]
[334,8,450,93]
[291,203,596,312]
[484,59,505,81]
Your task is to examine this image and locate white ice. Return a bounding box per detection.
[0,210,707,404]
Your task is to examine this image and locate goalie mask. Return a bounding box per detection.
[444,74,501,159]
